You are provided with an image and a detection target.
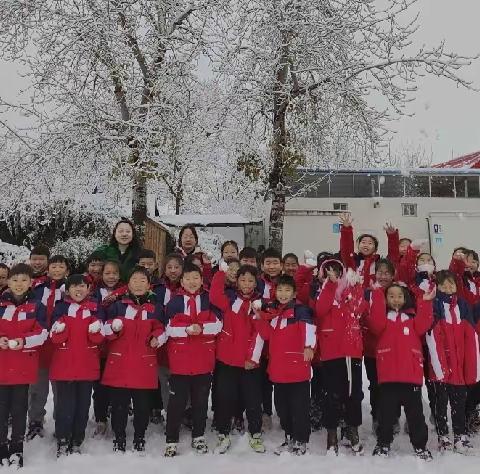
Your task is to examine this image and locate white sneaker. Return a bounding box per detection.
[274,437,292,455]
[454,435,473,455]
[164,443,177,457]
[215,434,231,454]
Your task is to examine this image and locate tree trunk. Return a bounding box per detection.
[132,170,147,228]
[269,185,286,251]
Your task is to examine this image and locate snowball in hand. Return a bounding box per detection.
[88,320,101,333]
[112,319,123,332]
[8,339,19,349]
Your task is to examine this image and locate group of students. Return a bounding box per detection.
[1,216,480,467]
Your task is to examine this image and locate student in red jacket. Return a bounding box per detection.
[256,275,316,456]
[210,263,264,454]
[102,266,166,454]
[282,253,299,277]
[163,262,222,457]
[315,260,365,455]
[49,274,105,457]
[369,284,434,460]
[239,247,259,268]
[426,270,478,454]
[0,263,47,468]
[84,252,105,288]
[449,249,480,306]
[29,245,50,289]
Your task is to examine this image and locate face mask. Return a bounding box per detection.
[417,263,435,275]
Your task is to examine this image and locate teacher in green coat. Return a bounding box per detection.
[96,218,143,282]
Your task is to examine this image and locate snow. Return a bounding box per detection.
[155,214,263,227]
[0,241,30,265]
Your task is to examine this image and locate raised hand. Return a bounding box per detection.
[383,222,397,235]
[423,287,437,301]
[339,212,353,227]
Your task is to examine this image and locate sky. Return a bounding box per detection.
[0,0,479,165]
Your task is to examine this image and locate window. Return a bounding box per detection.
[402,203,417,217]
[330,174,354,197]
[405,175,430,197]
[353,174,378,197]
[379,175,404,197]
[430,176,454,197]
[333,202,348,211]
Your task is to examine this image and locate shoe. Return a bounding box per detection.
[26,421,44,441]
[133,438,146,455]
[113,438,126,453]
[326,429,338,456]
[373,444,390,457]
[71,444,81,455]
[232,417,245,435]
[8,442,23,468]
[345,426,363,455]
[164,443,177,457]
[438,435,452,452]
[393,419,400,435]
[215,434,231,454]
[192,436,208,454]
[93,421,108,437]
[415,448,433,461]
[292,440,307,456]
[262,414,272,431]
[150,409,164,425]
[249,433,266,453]
[0,444,9,466]
[454,435,473,455]
[56,439,70,458]
[274,436,292,455]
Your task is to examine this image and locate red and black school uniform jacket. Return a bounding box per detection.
[368,288,433,385]
[210,271,263,368]
[294,265,316,307]
[386,229,400,265]
[49,298,105,382]
[0,291,48,385]
[257,274,278,303]
[449,258,480,306]
[340,225,379,289]
[425,291,480,386]
[165,289,222,376]
[361,287,377,359]
[315,278,366,362]
[257,301,316,383]
[32,273,48,291]
[92,284,128,307]
[102,293,166,389]
[153,277,181,308]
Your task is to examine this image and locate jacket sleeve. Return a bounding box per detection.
[103,303,124,340]
[340,225,356,270]
[22,319,48,349]
[315,280,337,319]
[86,316,105,345]
[246,323,265,365]
[413,299,434,336]
[397,245,419,285]
[202,260,213,287]
[165,301,189,338]
[209,271,231,312]
[201,310,223,336]
[49,315,70,345]
[367,288,387,336]
[149,319,168,347]
[295,265,315,306]
[387,229,400,265]
[449,257,468,297]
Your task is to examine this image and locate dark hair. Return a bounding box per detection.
[436,270,457,287]
[9,263,33,279]
[453,246,469,255]
[138,249,157,260]
[30,245,50,259]
[261,247,282,264]
[182,262,202,278]
[128,265,151,283]
[276,274,296,291]
[357,233,379,251]
[225,257,240,265]
[237,264,258,279]
[66,274,90,290]
[321,260,344,279]
[103,259,121,272]
[86,251,105,265]
[399,238,412,245]
[184,254,202,267]
[110,218,141,250]
[239,247,258,260]
[416,252,436,267]
[464,249,476,259]
[49,255,70,271]
[472,251,479,262]
[221,240,239,255]
[0,263,9,277]
[164,253,184,268]
[282,253,299,264]
[317,252,334,268]
[375,258,395,276]
[385,284,414,311]
[178,225,198,248]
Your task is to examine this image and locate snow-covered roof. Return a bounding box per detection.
[433,151,480,169]
[153,214,263,227]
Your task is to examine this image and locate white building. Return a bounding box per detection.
[283,154,480,269]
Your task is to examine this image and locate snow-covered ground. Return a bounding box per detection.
[19,386,480,474]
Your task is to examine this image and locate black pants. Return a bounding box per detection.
[110,387,151,441]
[433,382,467,437]
[364,357,379,421]
[55,381,93,444]
[93,359,109,423]
[466,382,480,422]
[310,365,326,426]
[274,381,310,443]
[215,362,262,436]
[151,384,163,411]
[0,385,29,450]
[423,345,436,418]
[377,383,427,450]
[322,357,363,429]
[166,373,211,443]
[260,358,273,416]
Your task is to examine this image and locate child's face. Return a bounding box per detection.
[0,268,8,288]
[222,244,238,261]
[165,259,182,282]
[30,254,48,274]
[375,265,394,288]
[128,273,150,296]
[276,284,295,305]
[283,257,299,277]
[358,237,376,256]
[102,263,120,288]
[68,283,89,303]
[192,257,202,269]
[181,271,203,294]
[87,260,103,280]
[262,257,282,278]
[180,229,197,252]
[466,254,479,272]
[8,274,32,297]
[226,262,240,284]
[399,239,411,257]
[438,278,457,295]
[240,257,257,268]
[115,223,133,246]
[386,286,405,311]
[48,262,69,281]
[139,257,157,275]
[237,272,257,296]
[417,253,434,266]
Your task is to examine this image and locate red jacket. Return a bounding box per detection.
[449,258,480,306]
[210,271,263,368]
[368,289,433,385]
[315,277,365,361]
[258,275,278,303]
[102,293,166,389]
[257,301,316,383]
[0,292,47,385]
[165,290,222,375]
[294,265,316,307]
[426,292,479,386]
[49,298,105,381]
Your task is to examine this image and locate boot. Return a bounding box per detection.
[345,426,363,455]
[327,429,338,455]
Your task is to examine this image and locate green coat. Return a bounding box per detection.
[95,244,142,282]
